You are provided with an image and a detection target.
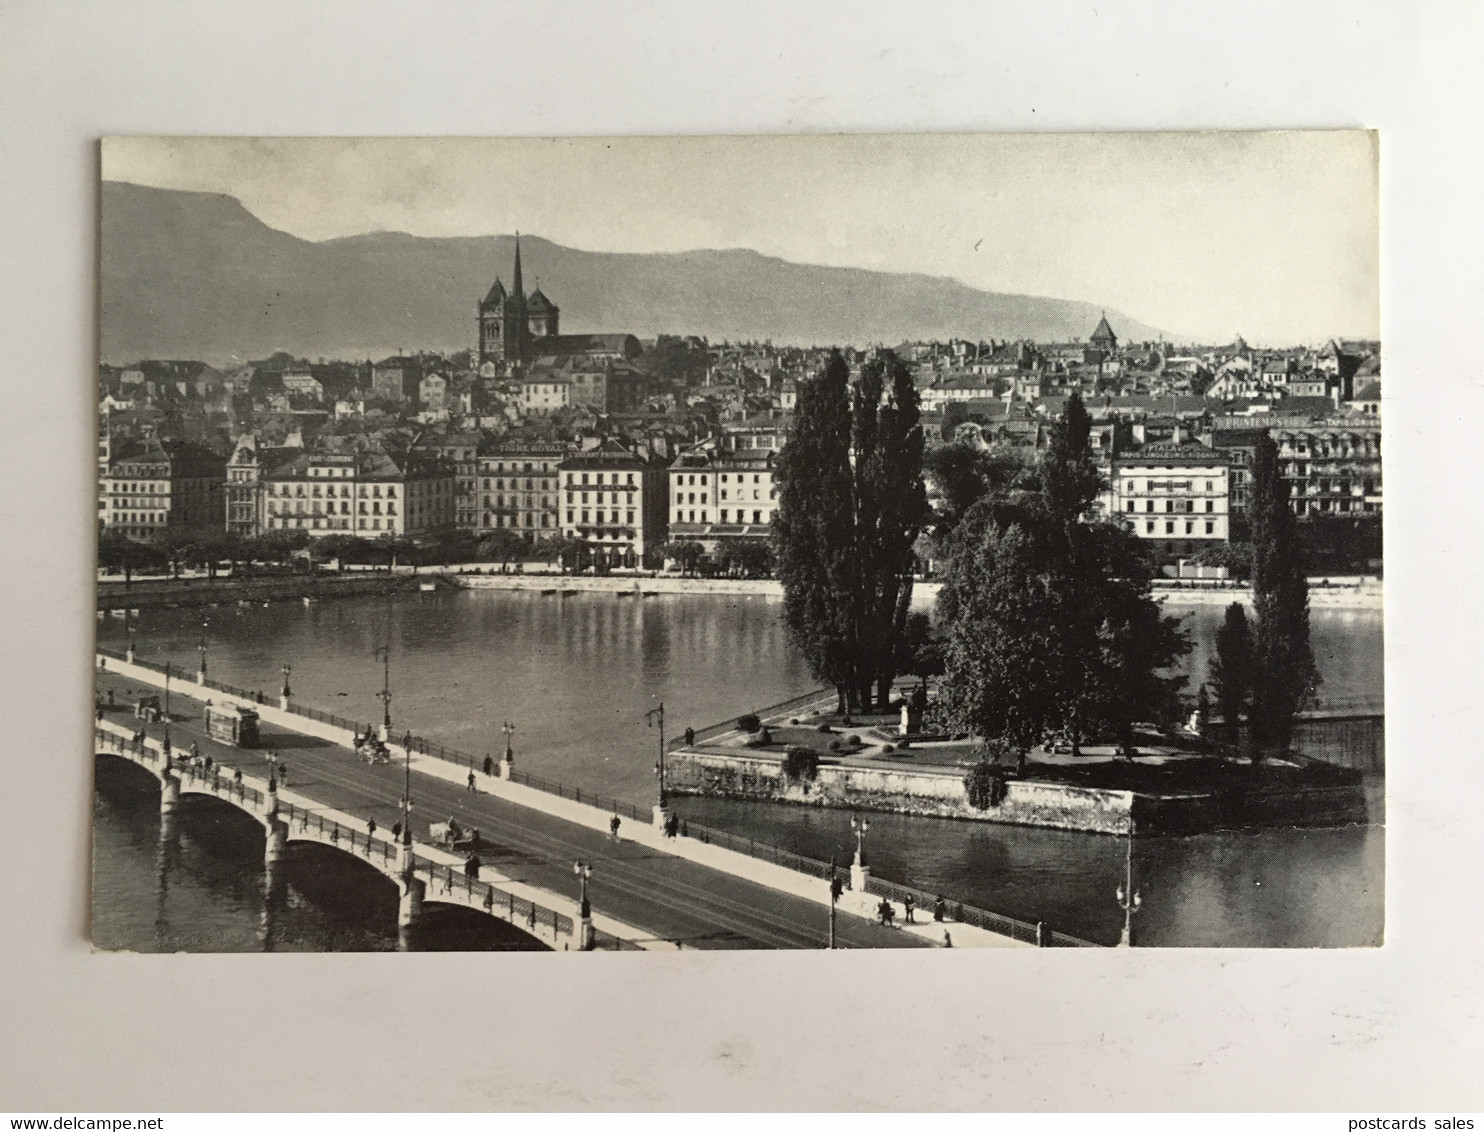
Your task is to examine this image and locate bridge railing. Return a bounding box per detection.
[409,856,575,940]
[860,874,1096,947]
[506,769,651,823]
[97,651,1096,946]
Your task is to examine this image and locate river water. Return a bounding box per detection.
[93,589,1384,949]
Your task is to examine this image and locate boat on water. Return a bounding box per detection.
[419,582,437,592]
[302,596,318,605]
[562,589,579,596]
[540,588,557,595]
[642,591,659,598]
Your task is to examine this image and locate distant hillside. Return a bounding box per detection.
[100,181,1170,365]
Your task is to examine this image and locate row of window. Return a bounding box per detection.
[483,478,553,491]
[567,510,637,526]
[1121,479,1222,493]
[671,473,771,486]
[486,513,551,528]
[1125,500,1216,514]
[485,495,551,508]
[674,510,769,525]
[269,500,399,517]
[1140,520,1219,536]
[107,481,168,494]
[482,461,557,474]
[271,516,403,531]
[565,472,637,487]
[570,492,634,506]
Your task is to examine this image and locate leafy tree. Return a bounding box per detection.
[1209,601,1254,737]
[1248,434,1319,758]
[718,538,774,579]
[662,539,707,577]
[938,395,1187,767]
[897,611,944,683]
[922,443,1024,548]
[477,529,528,566]
[782,746,820,783]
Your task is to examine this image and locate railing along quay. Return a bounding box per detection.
[96,649,1096,945]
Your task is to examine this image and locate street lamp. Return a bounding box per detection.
[501,720,515,776]
[849,814,870,892]
[280,662,291,710]
[645,701,667,824]
[1116,831,1142,947]
[374,645,392,742]
[197,618,208,684]
[574,859,594,950]
[851,814,869,868]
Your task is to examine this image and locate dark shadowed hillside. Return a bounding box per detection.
[100,181,1169,364]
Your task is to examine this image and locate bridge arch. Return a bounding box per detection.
[95,725,577,952]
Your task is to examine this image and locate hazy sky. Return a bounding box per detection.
[103,133,1378,345]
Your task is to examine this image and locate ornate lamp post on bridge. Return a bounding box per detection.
[645,702,667,829]
[280,663,292,711]
[849,814,870,893]
[573,859,594,950]
[374,646,392,742]
[197,618,208,685]
[501,720,515,779]
[1116,831,1142,947]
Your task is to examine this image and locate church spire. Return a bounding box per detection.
[512,231,523,300]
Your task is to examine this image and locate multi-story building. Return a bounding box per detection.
[1103,440,1232,563]
[224,434,298,538]
[260,444,455,539]
[558,439,667,566]
[99,438,227,543]
[1275,420,1382,517]
[477,438,569,540]
[425,430,482,531]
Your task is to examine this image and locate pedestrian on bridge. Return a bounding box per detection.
[610,814,621,841]
[278,763,288,786]
[467,770,477,793]
[904,894,915,923]
[190,741,200,762]
[234,768,242,784]
[934,894,946,922]
[878,898,895,927]
[482,754,494,776]
[391,820,402,842]
[367,817,377,837]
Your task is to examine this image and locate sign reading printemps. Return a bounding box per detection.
[94,132,1380,952]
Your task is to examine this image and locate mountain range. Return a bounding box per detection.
[100,180,1170,365]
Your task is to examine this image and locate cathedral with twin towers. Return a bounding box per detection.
[477,235,640,371]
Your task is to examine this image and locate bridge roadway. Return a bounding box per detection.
[93,668,929,951]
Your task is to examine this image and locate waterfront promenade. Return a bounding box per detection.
[94,655,1039,949]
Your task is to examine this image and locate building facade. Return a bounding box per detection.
[1104,441,1232,562]
[558,439,667,564]
[261,445,455,538]
[1275,421,1382,517]
[477,438,569,539]
[99,438,227,543]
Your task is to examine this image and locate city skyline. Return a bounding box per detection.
[102,133,1379,347]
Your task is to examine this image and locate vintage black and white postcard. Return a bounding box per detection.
[92,132,1381,952]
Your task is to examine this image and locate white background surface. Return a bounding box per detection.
[1,0,1480,1112]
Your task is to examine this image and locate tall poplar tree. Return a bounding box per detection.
[773,350,857,712]
[774,348,927,713]
[1209,601,1254,739]
[1248,433,1319,757]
